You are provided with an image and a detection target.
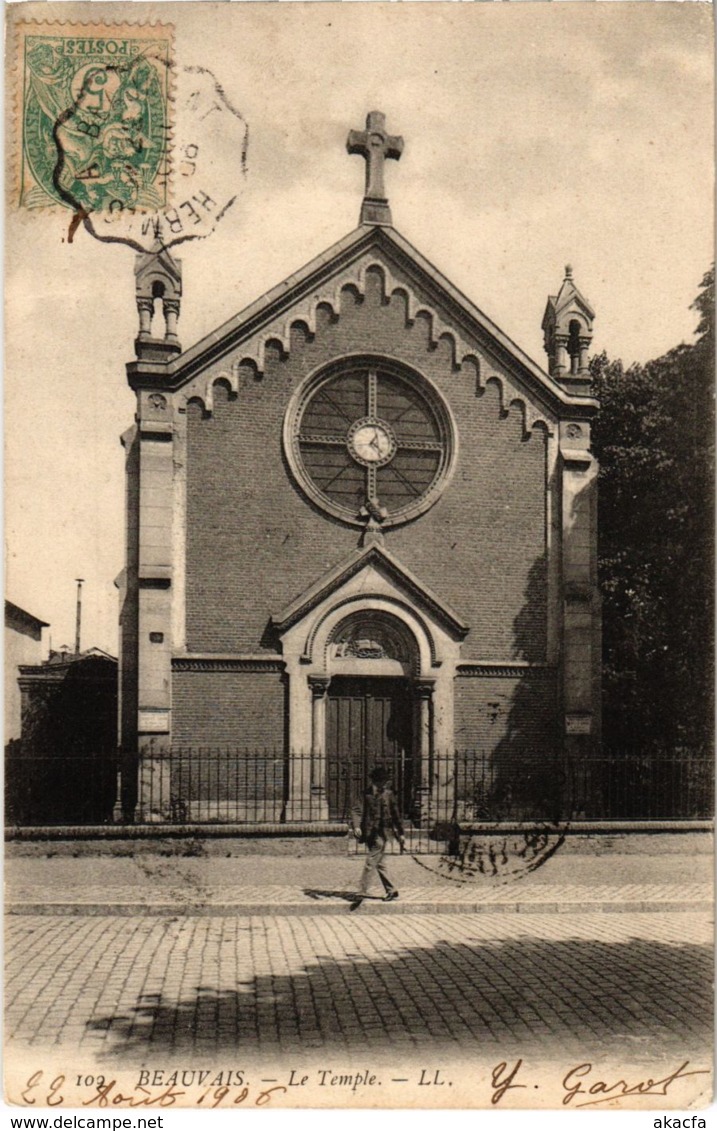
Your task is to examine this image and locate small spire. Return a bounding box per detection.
[541,265,596,392]
[134,232,183,359]
[152,215,165,249]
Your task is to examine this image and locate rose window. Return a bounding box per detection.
[285,359,456,527]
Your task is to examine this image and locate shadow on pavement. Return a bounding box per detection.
[84,936,712,1061]
[302,889,386,903]
[303,888,360,903]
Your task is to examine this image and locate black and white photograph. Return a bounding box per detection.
[4,0,714,1114]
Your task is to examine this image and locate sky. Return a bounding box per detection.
[5,1,714,656]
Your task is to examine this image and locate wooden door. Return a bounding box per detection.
[326,677,413,820]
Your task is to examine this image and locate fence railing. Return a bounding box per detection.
[128,747,574,827]
[4,748,117,826]
[134,747,288,825]
[6,745,711,828]
[566,751,714,821]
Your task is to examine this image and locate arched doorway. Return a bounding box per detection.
[324,611,417,820]
[277,559,465,823]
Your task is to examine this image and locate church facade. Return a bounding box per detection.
[118,112,600,825]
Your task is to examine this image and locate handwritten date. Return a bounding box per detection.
[17,1060,709,1110]
[20,1071,286,1109]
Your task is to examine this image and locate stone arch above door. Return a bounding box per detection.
[275,544,465,783]
[310,596,435,679]
[327,608,419,678]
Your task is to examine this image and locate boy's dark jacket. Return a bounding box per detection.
[359,785,404,847]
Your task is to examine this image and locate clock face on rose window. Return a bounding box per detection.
[284,358,456,527]
[347,419,397,466]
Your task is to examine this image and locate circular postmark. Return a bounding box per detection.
[74,63,249,252]
[408,764,570,886]
[411,820,569,887]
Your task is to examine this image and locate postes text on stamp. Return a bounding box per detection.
[15,22,172,212]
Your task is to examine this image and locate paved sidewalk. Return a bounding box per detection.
[6,838,713,915]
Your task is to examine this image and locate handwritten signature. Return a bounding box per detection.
[562,1061,710,1108]
[491,1059,710,1108]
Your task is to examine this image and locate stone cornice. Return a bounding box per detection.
[172,655,285,673]
[272,543,469,641]
[18,672,66,686]
[456,662,555,678]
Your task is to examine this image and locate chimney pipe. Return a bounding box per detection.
[75,578,84,656]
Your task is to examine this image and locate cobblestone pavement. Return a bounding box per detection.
[6,911,712,1064]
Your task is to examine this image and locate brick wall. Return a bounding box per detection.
[172,670,286,749]
[454,672,561,818]
[454,673,558,755]
[185,268,549,662]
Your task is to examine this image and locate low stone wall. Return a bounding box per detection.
[5,827,712,857]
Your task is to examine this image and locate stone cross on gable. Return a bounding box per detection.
[347,110,404,226]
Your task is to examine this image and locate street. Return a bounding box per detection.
[4,836,713,1109]
[6,909,711,1061]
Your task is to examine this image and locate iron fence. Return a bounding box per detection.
[128,747,572,828]
[5,745,713,829]
[5,747,118,826]
[133,747,288,825]
[567,751,714,821]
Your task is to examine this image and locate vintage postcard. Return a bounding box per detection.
[4,0,714,1116]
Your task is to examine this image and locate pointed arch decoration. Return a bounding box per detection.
[176,255,554,434]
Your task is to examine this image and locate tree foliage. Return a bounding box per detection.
[591,267,714,752]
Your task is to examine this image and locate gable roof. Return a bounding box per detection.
[128,225,598,415]
[542,269,596,331]
[5,600,49,632]
[271,543,469,640]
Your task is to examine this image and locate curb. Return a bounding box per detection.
[7,900,713,917]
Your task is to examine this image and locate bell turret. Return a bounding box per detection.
[134,223,182,361]
[542,265,595,395]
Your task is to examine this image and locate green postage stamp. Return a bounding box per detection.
[15,22,173,211]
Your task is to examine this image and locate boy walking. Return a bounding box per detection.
[351,764,405,909]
